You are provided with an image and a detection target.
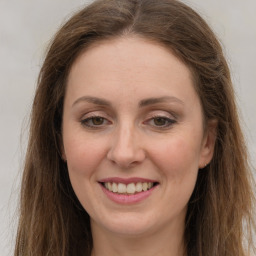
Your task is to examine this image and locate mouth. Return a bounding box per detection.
[99,179,159,204]
[99,181,159,195]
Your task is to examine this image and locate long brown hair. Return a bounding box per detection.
[15,0,255,255]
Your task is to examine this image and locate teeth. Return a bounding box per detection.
[103,182,155,194]
[127,183,136,194]
[135,182,142,192]
[117,183,126,193]
[142,182,148,191]
[112,183,118,193]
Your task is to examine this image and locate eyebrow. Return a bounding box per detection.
[139,96,184,107]
[72,96,112,107]
[72,95,184,108]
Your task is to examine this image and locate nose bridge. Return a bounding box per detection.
[107,121,145,168]
[118,122,133,148]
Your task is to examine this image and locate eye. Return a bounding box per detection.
[153,117,169,126]
[81,116,111,128]
[145,116,176,129]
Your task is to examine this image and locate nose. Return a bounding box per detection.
[107,124,146,168]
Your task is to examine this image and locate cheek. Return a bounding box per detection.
[64,135,106,176]
[63,136,106,211]
[149,137,200,215]
[150,135,201,183]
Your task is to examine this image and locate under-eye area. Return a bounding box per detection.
[99,182,159,195]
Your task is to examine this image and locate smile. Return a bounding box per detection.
[103,182,155,194]
[98,177,159,204]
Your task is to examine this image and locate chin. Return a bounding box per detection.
[92,212,157,237]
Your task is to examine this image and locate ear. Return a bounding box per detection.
[199,119,218,169]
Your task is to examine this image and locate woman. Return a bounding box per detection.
[15,0,255,255]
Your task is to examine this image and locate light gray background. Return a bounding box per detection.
[0,1,255,255]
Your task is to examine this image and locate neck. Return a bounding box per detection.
[90,220,186,256]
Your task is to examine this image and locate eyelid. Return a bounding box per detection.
[145,110,177,120]
[144,115,176,125]
[142,111,177,129]
[80,110,110,119]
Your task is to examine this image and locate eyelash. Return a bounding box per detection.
[80,115,176,129]
[80,115,111,128]
[144,115,176,129]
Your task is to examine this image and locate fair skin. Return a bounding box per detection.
[62,36,216,256]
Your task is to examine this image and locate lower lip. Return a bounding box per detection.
[100,184,158,204]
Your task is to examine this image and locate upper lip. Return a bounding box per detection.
[98,177,159,185]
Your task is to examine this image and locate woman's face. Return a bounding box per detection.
[62,36,215,237]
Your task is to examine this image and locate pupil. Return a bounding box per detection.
[93,117,103,125]
[154,117,166,126]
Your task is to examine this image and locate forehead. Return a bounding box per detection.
[71,36,191,74]
[65,36,199,108]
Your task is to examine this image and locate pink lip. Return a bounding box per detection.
[98,177,158,185]
[99,180,159,205]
